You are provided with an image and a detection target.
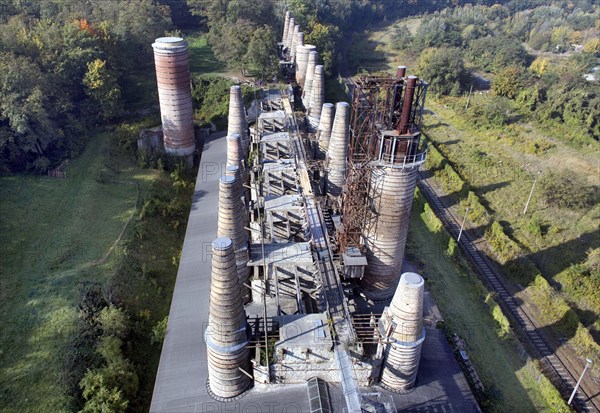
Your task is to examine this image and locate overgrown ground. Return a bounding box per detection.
[408,191,568,413]
[0,134,154,411]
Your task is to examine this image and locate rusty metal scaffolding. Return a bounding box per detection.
[338,72,428,254]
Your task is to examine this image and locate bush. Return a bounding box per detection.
[424,142,446,171]
[485,294,511,339]
[491,66,528,99]
[421,202,443,233]
[151,316,168,345]
[434,163,466,196]
[97,306,129,339]
[459,191,490,227]
[485,221,522,263]
[468,96,513,128]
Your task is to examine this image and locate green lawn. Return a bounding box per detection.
[187,34,226,75]
[0,133,159,412]
[407,191,568,413]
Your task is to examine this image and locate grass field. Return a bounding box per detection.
[187,34,226,75]
[0,133,160,412]
[408,192,569,412]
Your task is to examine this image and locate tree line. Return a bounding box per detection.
[0,0,175,173]
[386,1,599,141]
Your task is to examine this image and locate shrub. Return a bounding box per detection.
[485,294,511,339]
[460,191,490,227]
[97,306,129,339]
[421,203,443,233]
[434,163,466,196]
[485,221,522,263]
[151,316,168,345]
[468,96,513,128]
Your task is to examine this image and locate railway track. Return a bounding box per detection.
[417,172,598,413]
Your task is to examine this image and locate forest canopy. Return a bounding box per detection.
[0,0,173,173]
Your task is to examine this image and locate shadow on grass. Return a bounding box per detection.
[187,34,226,75]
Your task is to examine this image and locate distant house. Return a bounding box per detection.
[583,66,599,82]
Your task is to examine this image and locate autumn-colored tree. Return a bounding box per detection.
[583,38,600,55]
[492,66,527,99]
[551,26,573,52]
[83,59,122,121]
[529,57,549,77]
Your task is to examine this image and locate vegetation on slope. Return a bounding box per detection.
[409,189,569,412]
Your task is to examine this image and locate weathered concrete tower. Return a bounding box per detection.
[307,65,325,130]
[290,26,301,62]
[282,11,291,47]
[317,103,335,155]
[205,237,252,399]
[152,37,195,157]
[217,176,251,303]
[225,164,249,240]
[379,272,425,391]
[302,51,319,101]
[360,75,426,300]
[227,85,249,159]
[226,133,248,199]
[295,45,316,88]
[286,18,296,54]
[326,102,349,198]
[361,166,419,299]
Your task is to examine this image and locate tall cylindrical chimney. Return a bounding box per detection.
[361,165,419,300]
[286,18,296,54]
[302,50,319,101]
[295,45,316,88]
[226,133,248,190]
[227,85,249,159]
[290,25,301,61]
[326,102,349,197]
[205,237,252,399]
[152,37,195,156]
[307,65,325,131]
[225,164,249,242]
[217,176,251,303]
[380,272,425,391]
[282,11,291,47]
[317,103,335,155]
[397,75,417,134]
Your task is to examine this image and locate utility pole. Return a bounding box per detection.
[465,85,473,110]
[523,169,542,215]
[457,206,469,242]
[568,358,592,406]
